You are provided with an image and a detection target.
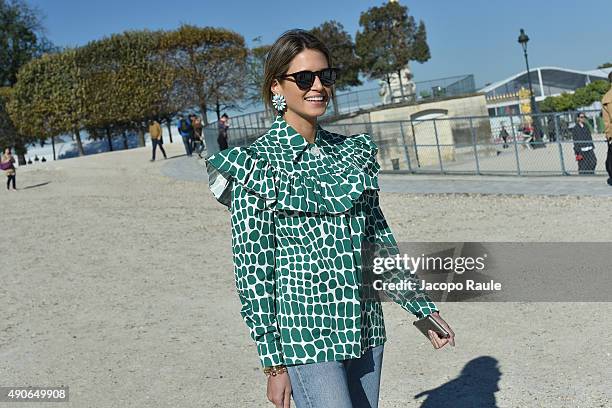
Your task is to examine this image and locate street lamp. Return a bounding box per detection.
[517,29,538,116]
[518,28,543,147]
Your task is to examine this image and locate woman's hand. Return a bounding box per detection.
[427,311,455,349]
[267,372,292,408]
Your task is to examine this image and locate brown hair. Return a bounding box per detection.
[262,29,332,111]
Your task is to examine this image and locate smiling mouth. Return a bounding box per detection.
[304,95,327,102]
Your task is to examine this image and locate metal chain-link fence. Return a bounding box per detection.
[204,109,609,176]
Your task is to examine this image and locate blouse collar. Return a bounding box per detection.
[271,115,324,161]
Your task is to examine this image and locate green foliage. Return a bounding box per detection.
[159,25,247,124]
[355,2,430,83]
[7,24,247,149]
[8,49,83,139]
[0,0,56,87]
[77,30,174,133]
[310,21,361,91]
[597,62,612,69]
[539,80,611,112]
[412,21,430,63]
[0,87,18,148]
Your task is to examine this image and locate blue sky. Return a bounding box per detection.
[30,0,612,89]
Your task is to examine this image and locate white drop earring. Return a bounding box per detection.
[272,93,287,114]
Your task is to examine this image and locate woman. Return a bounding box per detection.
[205,29,455,408]
[192,116,205,158]
[1,147,17,191]
[572,112,597,174]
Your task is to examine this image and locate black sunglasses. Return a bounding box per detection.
[277,68,340,90]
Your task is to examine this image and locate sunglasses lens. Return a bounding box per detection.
[320,69,337,86]
[295,72,314,89]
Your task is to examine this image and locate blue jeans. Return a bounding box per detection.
[181,135,192,156]
[287,344,384,408]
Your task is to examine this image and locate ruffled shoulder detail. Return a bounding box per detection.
[344,133,380,178]
[204,136,380,215]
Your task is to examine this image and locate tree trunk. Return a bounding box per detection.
[166,120,173,143]
[199,101,208,126]
[14,144,27,165]
[122,131,129,150]
[397,70,405,101]
[74,129,85,156]
[386,74,392,103]
[106,128,113,151]
[215,99,221,121]
[137,126,146,147]
[51,135,56,161]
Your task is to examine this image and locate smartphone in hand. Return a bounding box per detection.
[413,314,450,339]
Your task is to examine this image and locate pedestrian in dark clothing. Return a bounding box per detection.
[217,113,229,151]
[499,125,509,149]
[572,113,597,174]
[546,116,557,142]
[531,120,545,149]
[177,115,193,156]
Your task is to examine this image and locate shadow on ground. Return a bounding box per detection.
[414,356,501,407]
[21,181,52,190]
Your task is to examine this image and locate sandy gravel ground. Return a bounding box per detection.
[1,143,611,408]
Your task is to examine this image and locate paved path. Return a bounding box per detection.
[3,145,610,407]
[161,155,612,197]
[378,173,612,197]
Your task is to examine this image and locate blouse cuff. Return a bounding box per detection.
[402,295,439,319]
[256,333,284,367]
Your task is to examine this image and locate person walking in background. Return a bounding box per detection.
[1,147,17,191]
[602,71,612,186]
[572,113,597,174]
[521,121,534,149]
[499,125,509,149]
[546,115,557,142]
[177,114,193,156]
[192,115,205,158]
[149,119,167,161]
[217,113,229,151]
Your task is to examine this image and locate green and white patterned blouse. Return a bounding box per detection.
[204,115,438,367]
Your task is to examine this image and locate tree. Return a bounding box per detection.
[539,80,610,112]
[159,25,247,125]
[8,49,87,156]
[0,0,56,87]
[310,21,361,115]
[0,87,19,149]
[78,30,175,147]
[597,62,612,69]
[0,0,56,163]
[204,44,247,120]
[355,2,430,101]
[412,21,430,63]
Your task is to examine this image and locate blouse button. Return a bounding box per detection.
[311,146,321,157]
